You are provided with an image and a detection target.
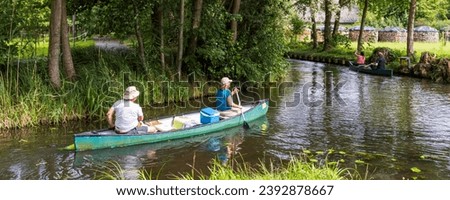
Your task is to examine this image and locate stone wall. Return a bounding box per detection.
[378,27,407,42]
[414,32,439,42]
[414,26,439,42]
[349,30,378,42]
[300,25,445,43]
[378,31,406,42]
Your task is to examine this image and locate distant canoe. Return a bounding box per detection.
[349,61,393,77]
[70,99,269,151]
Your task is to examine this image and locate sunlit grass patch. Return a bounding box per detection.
[176,155,351,180]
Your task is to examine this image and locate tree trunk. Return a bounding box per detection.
[407,0,416,59]
[311,1,318,49]
[322,0,332,51]
[132,0,146,68]
[332,9,340,38]
[48,0,62,88]
[72,14,76,46]
[186,0,203,57]
[153,1,165,70]
[176,0,185,80]
[230,0,241,43]
[159,5,166,70]
[357,0,369,53]
[332,0,344,37]
[61,0,76,81]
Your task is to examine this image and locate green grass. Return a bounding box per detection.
[176,156,353,180]
[292,41,450,63]
[95,155,357,180]
[353,41,450,59]
[15,39,95,58]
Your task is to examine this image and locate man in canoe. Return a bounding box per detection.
[107,86,157,134]
[371,51,386,70]
[216,77,243,117]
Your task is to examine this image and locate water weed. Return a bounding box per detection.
[176,155,351,180]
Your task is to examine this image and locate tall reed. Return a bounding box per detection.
[0,42,214,129]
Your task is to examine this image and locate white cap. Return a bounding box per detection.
[123,86,140,100]
[221,77,232,85]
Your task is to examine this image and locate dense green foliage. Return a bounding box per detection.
[0,0,49,64]
[72,0,290,82]
[359,0,449,28]
[0,42,211,129]
[1,0,291,128]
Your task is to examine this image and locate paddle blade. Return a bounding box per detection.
[243,121,250,129]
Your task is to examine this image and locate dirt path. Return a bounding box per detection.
[93,37,129,51]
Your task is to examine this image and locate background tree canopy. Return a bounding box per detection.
[2,0,450,80]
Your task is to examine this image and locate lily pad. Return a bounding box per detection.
[316,151,324,155]
[356,152,367,156]
[303,149,312,154]
[375,153,387,157]
[327,161,338,166]
[355,160,365,164]
[19,139,28,143]
[410,167,421,173]
[260,124,267,131]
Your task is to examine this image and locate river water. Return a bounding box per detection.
[1,59,449,180]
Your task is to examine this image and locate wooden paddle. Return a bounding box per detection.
[236,91,250,129]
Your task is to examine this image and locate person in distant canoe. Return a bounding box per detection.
[354,51,366,65]
[216,77,242,117]
[107,86,157,134]
[371,51,386,70]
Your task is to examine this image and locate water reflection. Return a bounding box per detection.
[266,60,450,179]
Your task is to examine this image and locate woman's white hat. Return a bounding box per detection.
[221,77,232,85]
[123,86,140,100]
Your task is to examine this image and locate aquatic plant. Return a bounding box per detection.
[410,167,422,173]
[176,155,351,180]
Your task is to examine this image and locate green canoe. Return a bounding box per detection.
[71,99,269,151]
[349,61,393,77]
[73,116,269,166]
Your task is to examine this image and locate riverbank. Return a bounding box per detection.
[0,42,213,129]
[1,37,289,129]
[287,42,450,83]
